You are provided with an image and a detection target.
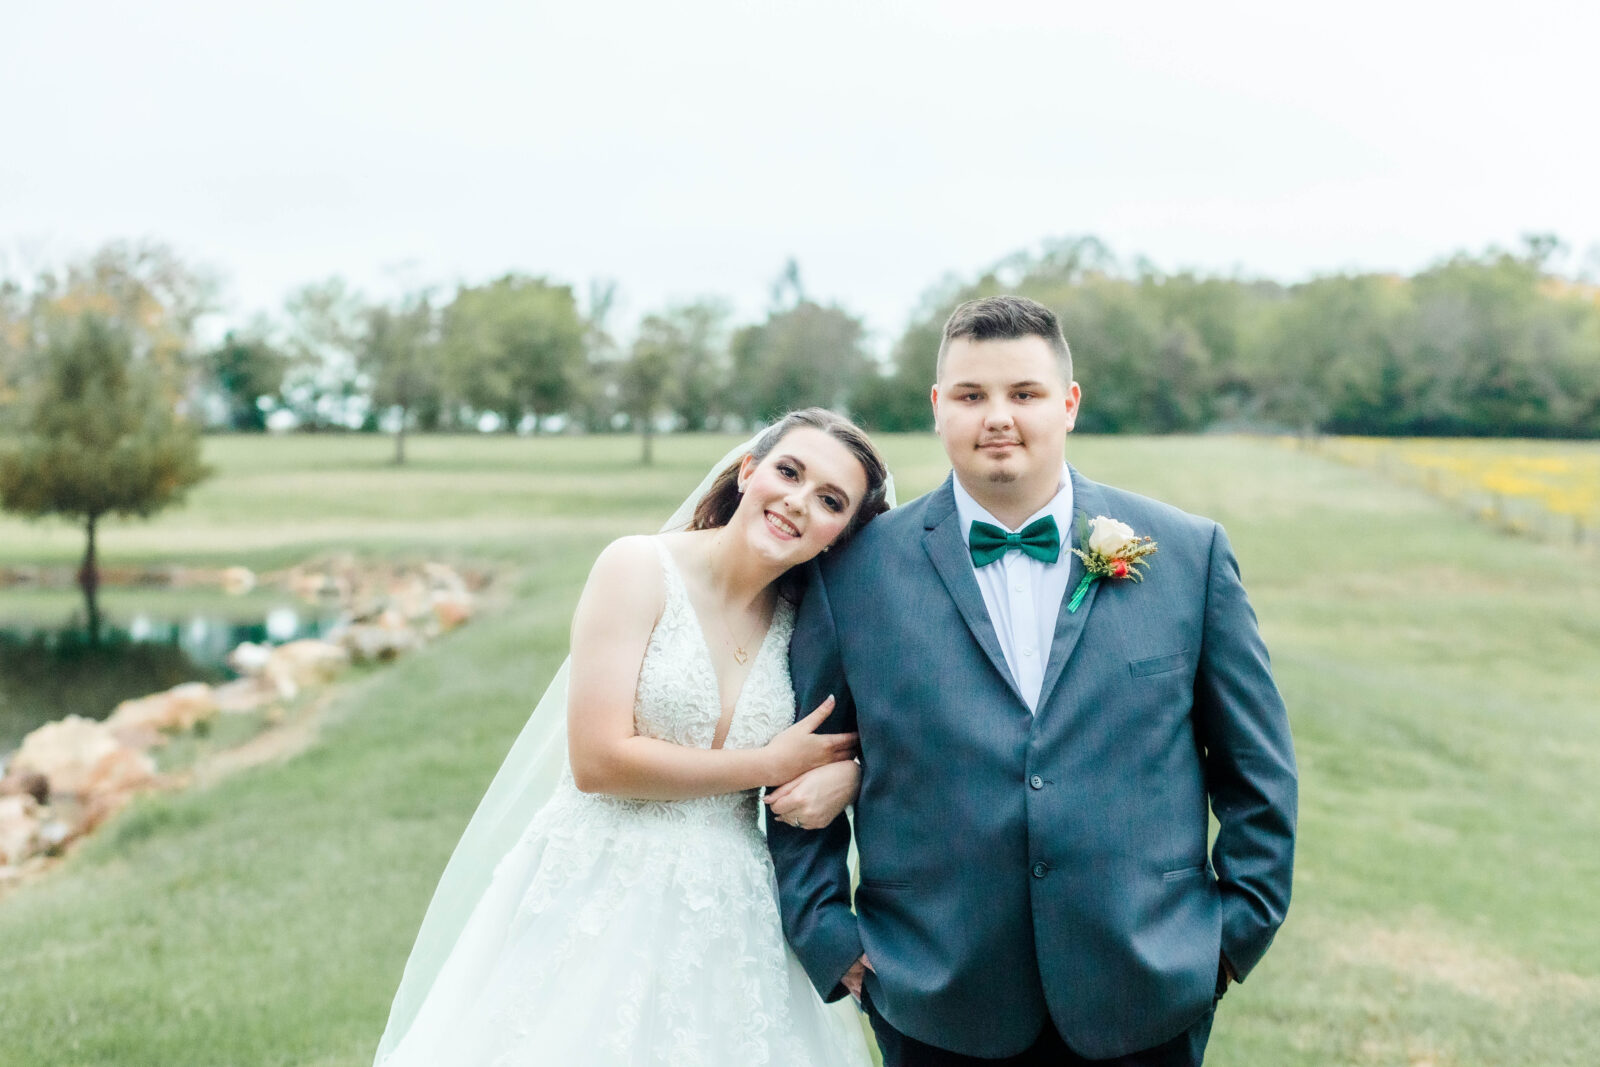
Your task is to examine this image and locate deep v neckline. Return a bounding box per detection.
[655,541,785,748]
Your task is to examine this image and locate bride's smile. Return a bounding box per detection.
[733,426,868,567]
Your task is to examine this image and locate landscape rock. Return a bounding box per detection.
[0,770,50,804]
[221,565,257,595]
[11,716,122,798]
[422,561,469,595]
[264,639,350,695]
[83,746,158,798]
[0,795,41,865]
[106,682,219,746]
[337,607,424,663]
[431,591,474,631]
[213,676,278,715]
[227,641,274,676]
[36,819,73,852]
[389,575,432,619]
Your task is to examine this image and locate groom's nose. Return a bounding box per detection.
[984,403,1015,429]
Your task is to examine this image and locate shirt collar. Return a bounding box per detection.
[952,464,1074,540]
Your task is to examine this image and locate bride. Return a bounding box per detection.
[374,408,893,1066]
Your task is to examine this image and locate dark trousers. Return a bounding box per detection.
[860,990,1215,1067]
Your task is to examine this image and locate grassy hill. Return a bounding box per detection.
[1,432,1595,1066]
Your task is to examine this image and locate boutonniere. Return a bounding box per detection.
[1067,515,1159,612]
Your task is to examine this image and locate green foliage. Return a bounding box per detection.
[279,277,368,430]
[0,314,210,630]
[877,234,1600,439]
[619,300,730,460]
[441,275,587,431]
[0,315,209,522]
[729,300,873,422]
[360,294,440,461]
[205,330,287,431]
[850,314,940,432]
[32,240,218,383]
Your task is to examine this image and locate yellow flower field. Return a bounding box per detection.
[1293,436,1600,548]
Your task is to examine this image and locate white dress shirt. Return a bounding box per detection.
[951,465,1075,713]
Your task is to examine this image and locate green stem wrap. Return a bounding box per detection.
[1067,573,1097,613]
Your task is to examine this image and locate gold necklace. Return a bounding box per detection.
[709,546,763,665]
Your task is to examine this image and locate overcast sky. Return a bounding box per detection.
[5,0,1597,352]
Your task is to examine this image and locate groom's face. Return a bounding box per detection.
[931,335,1080,493]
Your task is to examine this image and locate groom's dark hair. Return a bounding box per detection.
[936,295,1073,383]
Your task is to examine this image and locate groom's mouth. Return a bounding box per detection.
[979,439,1021,452]
[764,511,801,539]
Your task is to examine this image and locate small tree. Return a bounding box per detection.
[0,315,210,638]
[619,318,679,465]
[360,294,438,464]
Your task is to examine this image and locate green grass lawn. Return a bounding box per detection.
[1,431,1596,1066]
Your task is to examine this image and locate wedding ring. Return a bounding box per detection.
[793,817,805,829]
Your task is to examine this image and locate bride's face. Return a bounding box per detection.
[733,427,869,565]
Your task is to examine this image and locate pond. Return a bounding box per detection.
[0,595,341,756]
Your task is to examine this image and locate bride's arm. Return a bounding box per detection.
[566,537,856,801]
[763,758,859,829]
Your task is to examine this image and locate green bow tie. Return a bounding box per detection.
[967,516,1060,567]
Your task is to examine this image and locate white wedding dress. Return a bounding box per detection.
[380,539,873,1067]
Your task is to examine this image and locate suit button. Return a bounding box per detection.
[1032,862,1048,879]
[1029,774,1044,790]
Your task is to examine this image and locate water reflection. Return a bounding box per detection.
[0,607,338,755]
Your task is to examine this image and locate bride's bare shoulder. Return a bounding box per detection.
[588,534,664,581]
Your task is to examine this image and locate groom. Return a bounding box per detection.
[767,296,1297,1065]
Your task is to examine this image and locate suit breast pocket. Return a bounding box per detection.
[1129,650,1189,679]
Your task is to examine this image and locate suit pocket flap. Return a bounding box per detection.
[858,878,911,891]
[1129,651,1188,678]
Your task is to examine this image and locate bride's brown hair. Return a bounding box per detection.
[687,408,890,540]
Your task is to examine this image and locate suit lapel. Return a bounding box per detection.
[921,476,1027,708]
[1035,468,1107,713]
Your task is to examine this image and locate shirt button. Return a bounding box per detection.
[1013,583,1024,592]
[1029,774,1044,789]
[1032,862,1048,879]
[1022,647,1034,657]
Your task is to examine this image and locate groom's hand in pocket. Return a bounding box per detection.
[842,954,875,1002]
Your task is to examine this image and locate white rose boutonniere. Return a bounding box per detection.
[1086,516,1138,557]
[1067,514,1159,612]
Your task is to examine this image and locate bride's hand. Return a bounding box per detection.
[763,696,858,785]
[764,758,860,830]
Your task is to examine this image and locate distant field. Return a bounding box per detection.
[1300,435,1600,549]
[0,431,1596,1066]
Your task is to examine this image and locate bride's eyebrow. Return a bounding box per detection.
[775,454,852,508]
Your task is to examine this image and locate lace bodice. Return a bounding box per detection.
[539,538,798,830]
[632,539,797,751]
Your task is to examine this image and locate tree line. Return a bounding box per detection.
[3,235,1599,468]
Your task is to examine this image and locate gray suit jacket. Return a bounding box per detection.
[768,469,1297,1059]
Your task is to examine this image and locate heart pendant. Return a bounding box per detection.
[733,647,749,665]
